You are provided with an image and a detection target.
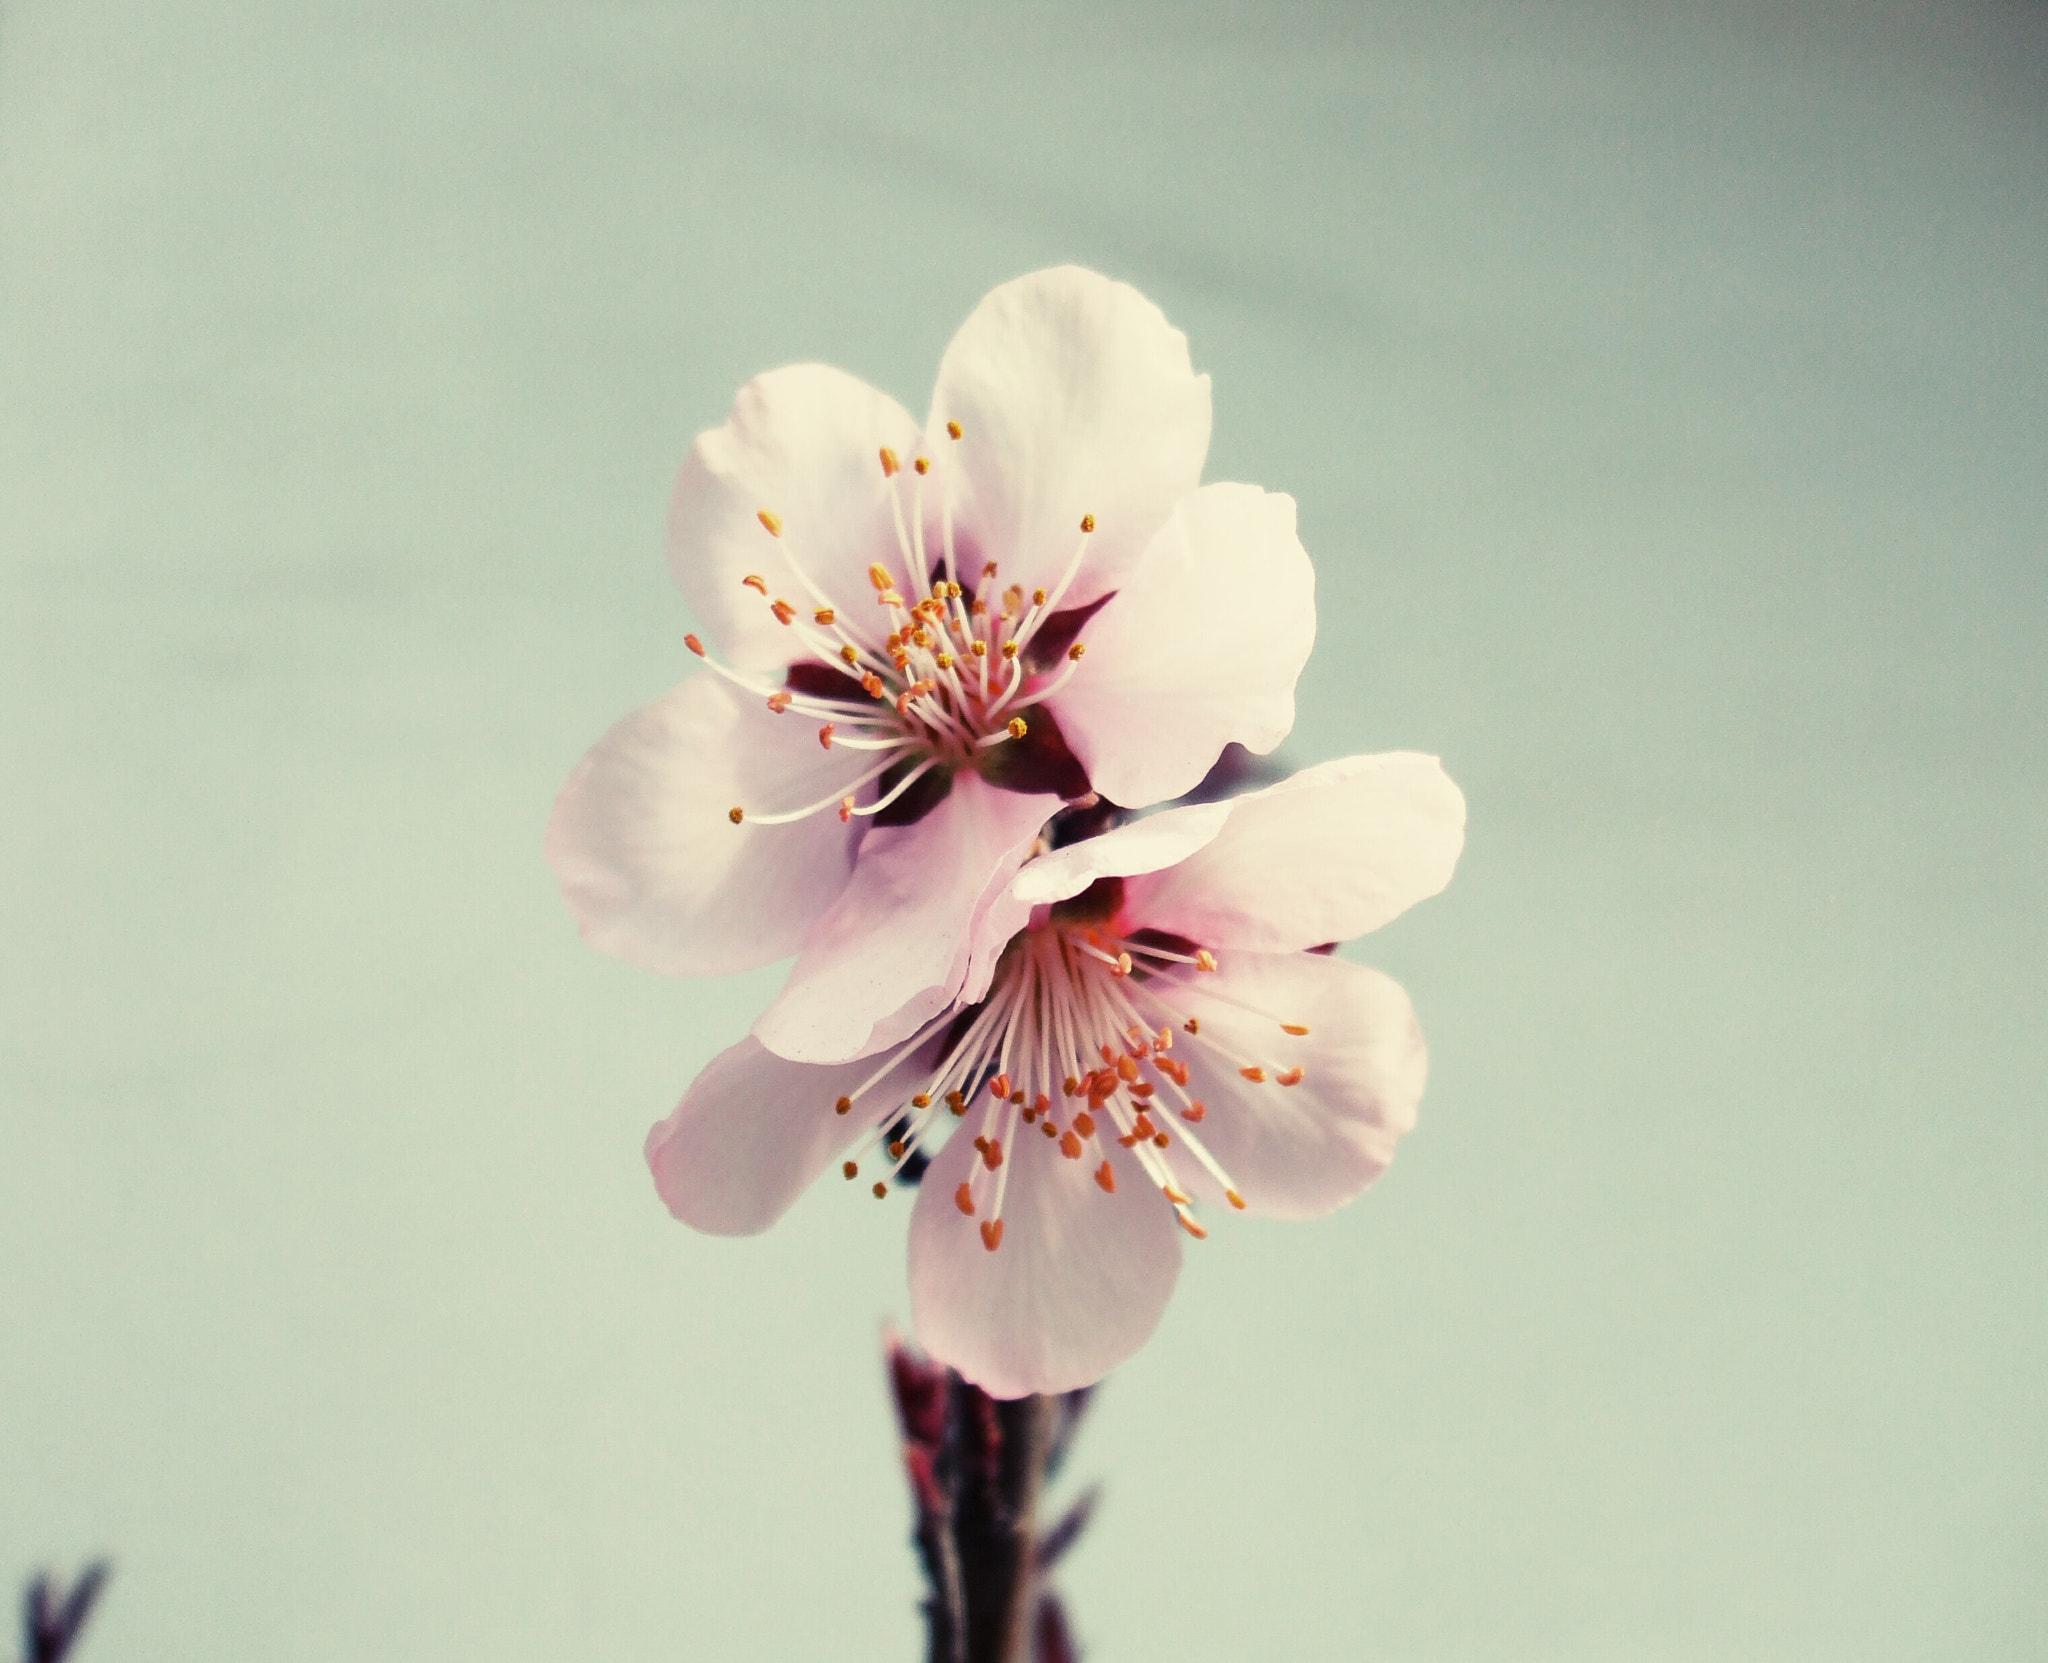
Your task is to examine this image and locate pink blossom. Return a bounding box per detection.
[646,753,1466,1398]
[547,267,1315,1065]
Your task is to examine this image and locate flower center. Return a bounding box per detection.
[690,426,1100,828]
[830,881,1312,1248]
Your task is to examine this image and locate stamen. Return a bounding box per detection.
[757,511,782,537]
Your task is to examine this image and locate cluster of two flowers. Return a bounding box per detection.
[548,268,1465,1399]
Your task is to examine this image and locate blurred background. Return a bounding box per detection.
[4,2,2045,1658]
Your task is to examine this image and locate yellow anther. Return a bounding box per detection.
[1033,588,1047,605]
[1079,513,1095,533]
[913,456,929,475]
[1194,949,1218,972]
[727,806,744,825]
[946,581,962,599]
[840,643,859,665]
[936,652,953,669]
[1001,640,1019,660]
[757,510,782,537]
[1227,1189,1246,1210]
[1007,716,1027,739]
[1068,642,1087,661]
[868,563,894,591]
[879,447,900,477]
[946,420,963,440]
[970,640,987,658]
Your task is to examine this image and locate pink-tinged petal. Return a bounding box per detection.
[1050,483,1315,809]
[670,363,926,672]
[546,675,871,976]
[1155,952,1424,1220]
[1124,753,1466,953]
[925,267,1211,609]
[647,1034,942,1235]
[751,775,1062,1065]
[957,800,1234,1007]
[907,1111,1183,1398]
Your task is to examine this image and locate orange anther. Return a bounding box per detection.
[770,599,796,625]
[1072,1112,1096,1138]
[838,798,854,822]
[727,806,745,825]
[1240,1066,1266,1083]
[842,1160,858,1179]
[1079,513,1095,533]
[1184,1018,1201,1035]
[980,1218,1004,1251]
[1062,1075,1081,1097]
[685,633,706,656]
[1227,1190,1247,1210]
[868,563,894,591]
[757,510,782,537]
[1068,642,1087,661]
[766,691,792,713]
[1059,1131,1082,1159]
[1116,1055,1140,1082]
[911,1092,931,1109]
[1032,588,1047,605]
[913,456,929,475]
[1041,1120,1058,1139]
[955,1182,975,1216]
[872,1181,888,1199]
[1094,1161,1116,1194]
[982,561,998,578]
[989,1073,1011,1100]
[888,1140,907,1159]
[1153,1132,1169,1148]
[1195,949,1218,972]
[1177,1212,1208,1240]
[1164,1184,1190,1205]
[980,1139,1004,1170]
[1276,1066,1305,1087]
[1282,1023,1310,1036]
[1181,1102,1207,1123]
[861,673,884,697]
[814,607,836,626]
[946,420,963,440]
[1033,1094,1050,1115]
[834,1095,852,1116]
[879,448,900,477]
[818,723,835,747]
[1129,1080,1154,1098]
[946,1090,966,1116]
[1131,1113,1157,1141]
[742,574,768,594]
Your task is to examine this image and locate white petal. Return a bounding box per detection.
[670,363,926,672]
[545,675,870,976]
[1155,952,1424,1220]
[1124,753,1466,953]
[925,267,1211,609]
[751,775,1063,1064]
[647,1034,943,1235]
[908,1110,1183,1398]
[1052,483,1315,808]
[957,799,1234,1008]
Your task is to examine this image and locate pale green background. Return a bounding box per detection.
[3,3,2044,1658]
